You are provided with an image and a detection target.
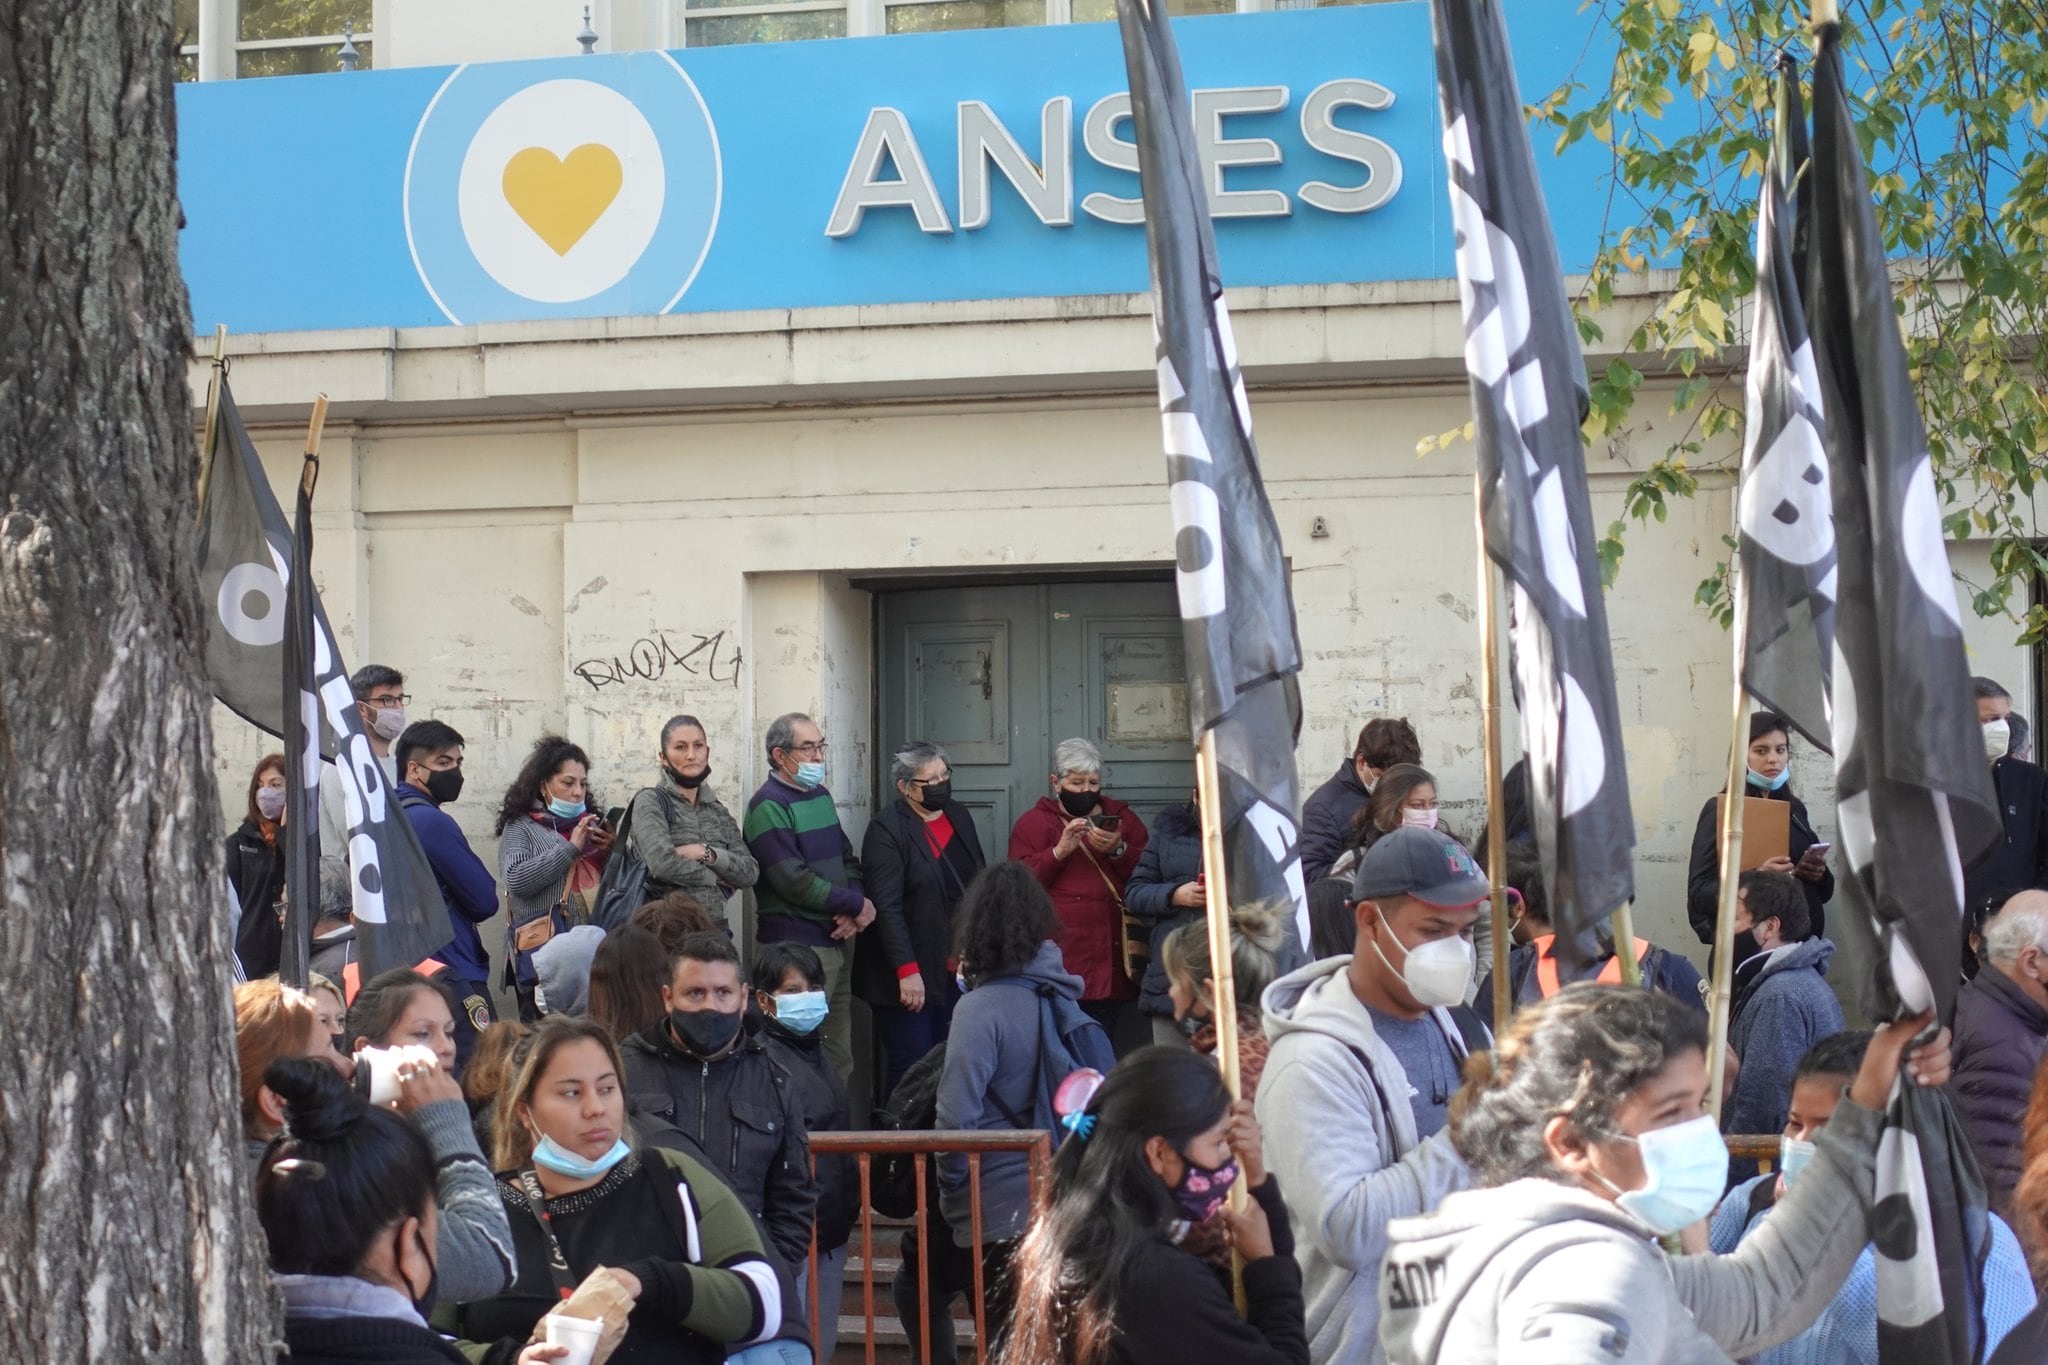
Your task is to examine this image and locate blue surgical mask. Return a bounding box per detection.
[546,795,584,820]
[1745,766,1791,792]
[1779,1135,1817,1189]
[795,760,828,788]
[1595,1114,1728,1236]
[774,990,829,1036]
[531,1133,631,1180]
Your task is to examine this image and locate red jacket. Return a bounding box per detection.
[1008,795,1149,1003]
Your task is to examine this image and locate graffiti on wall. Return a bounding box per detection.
[573,629,742,692]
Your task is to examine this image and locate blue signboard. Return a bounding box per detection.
[176,2,1612,333]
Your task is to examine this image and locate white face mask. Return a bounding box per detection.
[1985,718,2012,763]
[1400,807,1440,831]
[1369,914,1473,1009]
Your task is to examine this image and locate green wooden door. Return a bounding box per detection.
[876,580,1195,854]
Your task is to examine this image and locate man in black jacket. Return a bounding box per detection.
[1298,717,1421,887]
[623,930,819,1270]
[1970,677,2048,919]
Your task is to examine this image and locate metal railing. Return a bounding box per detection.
[807,1130,1054,1365]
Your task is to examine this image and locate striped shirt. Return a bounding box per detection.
[742,776,864,945]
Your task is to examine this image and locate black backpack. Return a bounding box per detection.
[589,787,673,929]
[868,1021,1039,1219]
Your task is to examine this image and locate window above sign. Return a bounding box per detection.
[177,0,373,80]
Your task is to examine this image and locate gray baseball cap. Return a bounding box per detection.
[1352,827,1492,908]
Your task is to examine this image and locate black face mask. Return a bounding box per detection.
[1731,929,1764,965]
[407,1228,439,1318]
[919,779,953,808]
[330,1033,347,1059]
[422,766,464,805]
[1058,788,1101,818]
[668,763,710,790]
[670,1006,743,1058]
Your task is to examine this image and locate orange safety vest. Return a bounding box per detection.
[1530,934,1652,998]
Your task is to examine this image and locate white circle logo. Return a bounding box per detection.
[457,80,664,303]
[405,54,722,324]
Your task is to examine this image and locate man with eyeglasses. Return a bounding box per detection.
[316,664,413,970]
[744,711,876,1082]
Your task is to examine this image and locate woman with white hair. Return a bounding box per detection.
[858,738,988,1098]
[1007,736,1150,1044]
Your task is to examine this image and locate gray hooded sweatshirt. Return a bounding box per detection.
[1377,1097,1882,1364]
[1256,955,1475,1365]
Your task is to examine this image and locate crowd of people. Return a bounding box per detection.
[224,663,2048,1363]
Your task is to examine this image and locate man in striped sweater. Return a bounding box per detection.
[743,711,875,1081]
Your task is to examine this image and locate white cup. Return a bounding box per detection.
[355,1043,440,1106]
[543,1313,604,1365]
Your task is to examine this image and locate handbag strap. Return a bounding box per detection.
[1078,846,1127,913]
[515,1168,582,1301]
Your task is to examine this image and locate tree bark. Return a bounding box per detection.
[0,5,280,1360]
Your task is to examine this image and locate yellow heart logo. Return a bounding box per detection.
[500,144,624,256]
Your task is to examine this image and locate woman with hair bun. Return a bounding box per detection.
[345,968,517,1304]
[254,1057,564,1365]
[998,1045,1307,1365]
[1377,985,1952,1365]
[1160,899,1285,1100]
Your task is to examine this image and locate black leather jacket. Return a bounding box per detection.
[622,1019,818,1267]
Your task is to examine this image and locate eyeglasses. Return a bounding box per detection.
[367,693,411,707]
[913,770,954,786]
[789,741,829,758]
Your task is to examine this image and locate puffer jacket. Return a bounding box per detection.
[1299,760,1371,888]
[627,776,759,916]
[1124,802,1204,1016]
[621,1018,817,1268]
[1951,962,2048,1214]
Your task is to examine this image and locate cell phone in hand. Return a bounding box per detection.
[1089,812,1121,831]
[1802,842,1831,862]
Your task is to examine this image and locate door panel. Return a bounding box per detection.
[1051,586,1196,833]
[878,585,1045,856]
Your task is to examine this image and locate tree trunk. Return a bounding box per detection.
[0,5,280,1360]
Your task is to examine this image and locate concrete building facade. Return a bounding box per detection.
[184,0,2034,978]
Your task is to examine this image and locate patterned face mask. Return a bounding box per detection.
[1169,1152,1240,1224]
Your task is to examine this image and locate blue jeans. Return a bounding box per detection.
[794,1242,847,1363]
[872,976,959,1103]
[726,1343,811,1365]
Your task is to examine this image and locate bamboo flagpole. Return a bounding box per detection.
[301,394,328,494]
[1194,730,1244,1179]
[193,323,229,524]
[1474,473,1513,1026]
[1706,553,1753,1119]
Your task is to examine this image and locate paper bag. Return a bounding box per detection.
[529,1266,634,1365]
[1715,794,1791,869]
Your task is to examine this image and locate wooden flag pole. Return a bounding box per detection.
[193,324,229,525]
[1706,553,1753,1120]
[1193,728,1249,1315]
[1474,473,1513,1027]
[301,394,329,496]
[1194,730,1244,1122]
[1812,0,1838,28]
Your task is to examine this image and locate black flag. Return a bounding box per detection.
[1736,63,1836,752]
[196,380,449,982]
[1807,24,1999,1363]
[1433,0,1635,953]
[1115,0,1308,952]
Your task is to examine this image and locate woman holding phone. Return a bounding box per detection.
[1008,737,1150,1043]
[1686,711,1834,947]
[496,736,615,1020]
